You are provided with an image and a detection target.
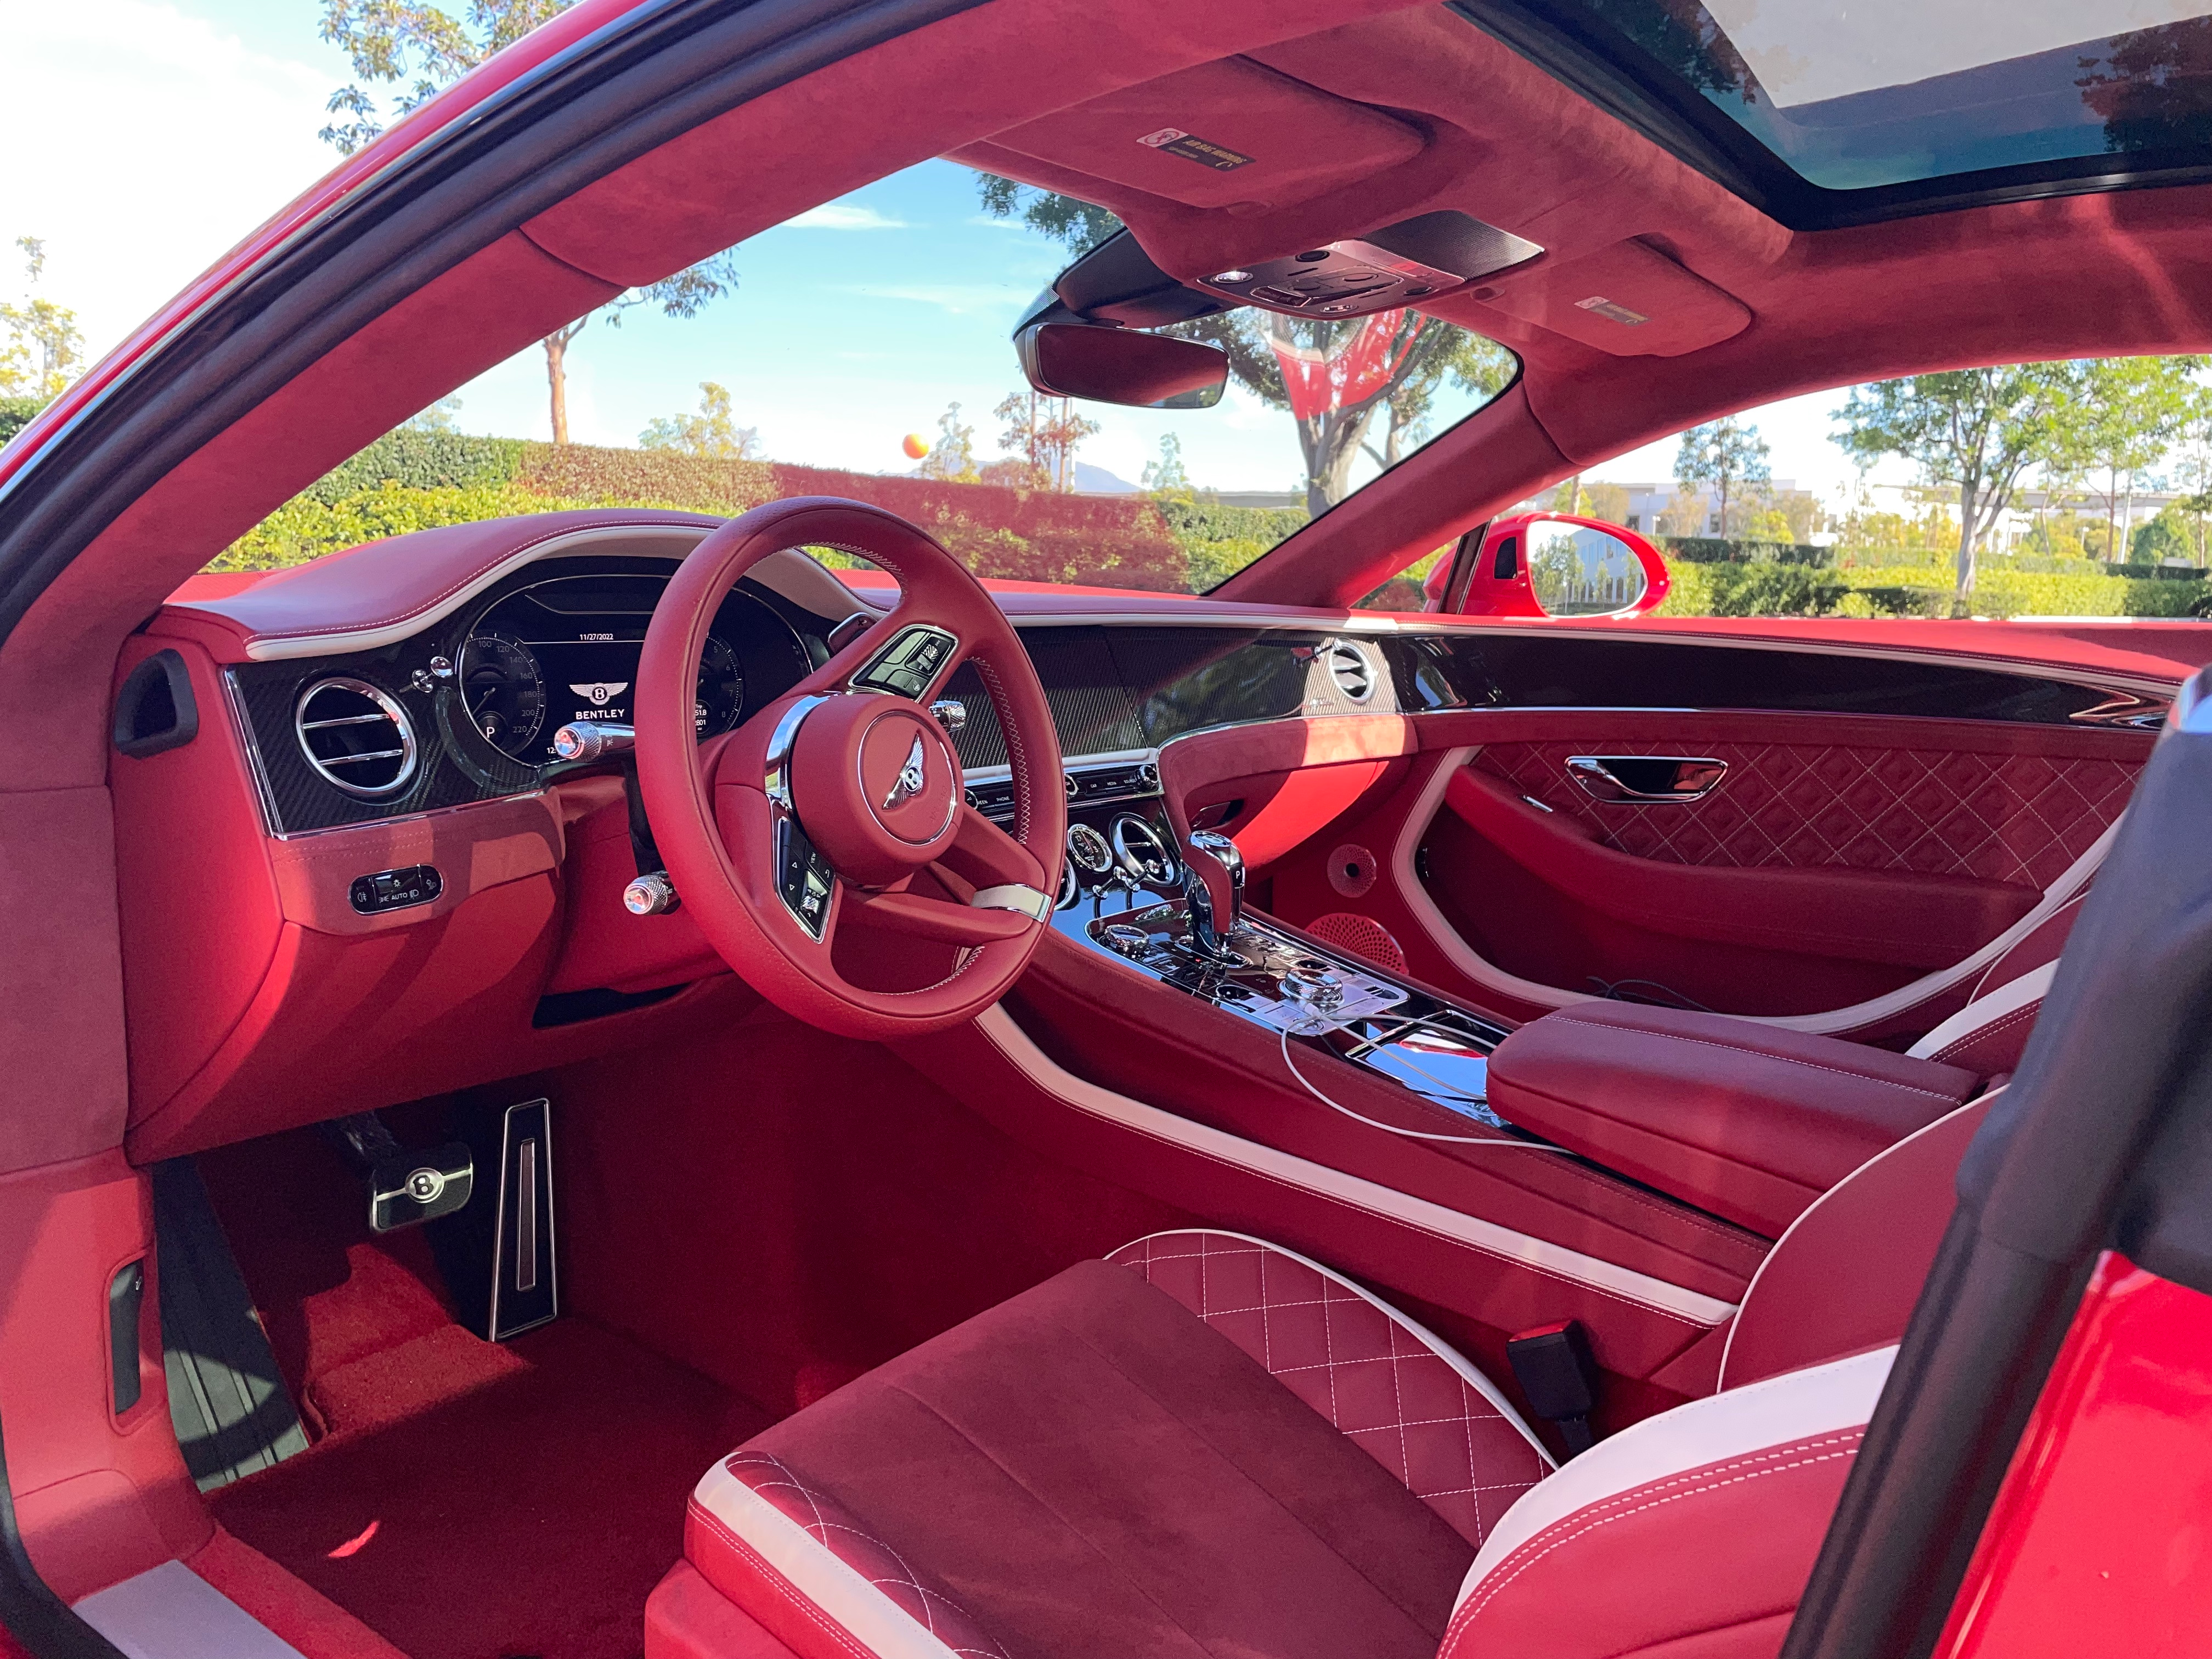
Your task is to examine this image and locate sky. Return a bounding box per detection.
[0,0,1896,503]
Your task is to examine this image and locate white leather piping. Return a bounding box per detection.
[1904,962,2056,1060]
[1116,1228,1557,1466]
[1395,746,2118,1038]
[1454,1345,1898,1611]
[1716,1089,2001,1392]
[973,1005,1737,1327]
[692,1462,969,1659]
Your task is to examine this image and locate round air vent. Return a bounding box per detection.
[295,677,418,798]
[1326,641,1375,703]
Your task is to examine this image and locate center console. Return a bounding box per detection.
[1002,752,1515,1131]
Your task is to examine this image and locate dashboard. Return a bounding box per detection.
[117,510,2171,1170]
[222,555,825,836]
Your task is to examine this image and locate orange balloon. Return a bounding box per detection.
[901,432,929,460]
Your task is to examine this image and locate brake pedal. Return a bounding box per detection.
[488,1098,558,1340]
[324,1111,475,1233]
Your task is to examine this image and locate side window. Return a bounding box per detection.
[1371,359,2212,622]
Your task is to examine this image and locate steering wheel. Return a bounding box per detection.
[634,497,1067,1040]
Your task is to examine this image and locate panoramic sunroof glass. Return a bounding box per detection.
[1504,0,2212,193]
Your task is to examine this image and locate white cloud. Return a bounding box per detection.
[0,0,340,360]
[784,203,910,232]
[841,283,1028,316]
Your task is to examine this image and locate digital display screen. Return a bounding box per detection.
[530,637,644,736]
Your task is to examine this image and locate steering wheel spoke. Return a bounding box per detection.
[846,886,1036,946]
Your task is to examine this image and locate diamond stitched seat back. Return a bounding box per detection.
[1109,1231,1552,1548]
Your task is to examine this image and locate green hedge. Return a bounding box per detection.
[217,438,1318,592]
[0,396,43,448]
[1654,556,2212,620]
[1157,497,1311,590]
[1660,536,1829,567]
[303,430,527,502]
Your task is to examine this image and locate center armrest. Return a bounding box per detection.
[1485,1002,1980,1238]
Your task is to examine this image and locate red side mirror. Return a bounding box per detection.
[1438,512,1670,619]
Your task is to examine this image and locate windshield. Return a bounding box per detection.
[215,160,1517,597]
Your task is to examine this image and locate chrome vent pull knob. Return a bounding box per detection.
[622,872,679,916]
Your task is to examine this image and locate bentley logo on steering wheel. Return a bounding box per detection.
[883,734,929,810]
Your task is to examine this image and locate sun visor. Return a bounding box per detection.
[1474,240,1751,357]
[990,58,1424,212]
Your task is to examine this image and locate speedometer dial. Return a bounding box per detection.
[695,635,746,738]
[459,630,546,759]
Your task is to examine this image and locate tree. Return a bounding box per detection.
[2058,356,2205,563]
[1177,309,1513,515]
[318,0,740,443]
[972,174,1513,515]
[639,381,763,459]
[915,403,978,482]
[972,175,1122,253]
[1674,418,1770,537]
[405,395,462,433]
[993,388,1099,491]
[1,237,87,404]
[1141,433,1190,495]
[1835,366,2081,597]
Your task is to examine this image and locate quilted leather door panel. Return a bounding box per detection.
[1418,715,2146,1019]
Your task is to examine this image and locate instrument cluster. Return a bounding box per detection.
[458,572,806,765]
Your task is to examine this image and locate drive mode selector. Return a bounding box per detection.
[1068,823,1115,874]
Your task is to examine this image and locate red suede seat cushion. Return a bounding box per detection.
[689,1259,1482,1659]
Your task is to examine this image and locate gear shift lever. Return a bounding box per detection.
[1180,828,1246,960]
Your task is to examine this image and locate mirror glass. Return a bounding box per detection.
[1016,321,1228,410]
[1526,520,1649,616]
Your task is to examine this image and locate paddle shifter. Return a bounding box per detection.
[1178,828,1246,960]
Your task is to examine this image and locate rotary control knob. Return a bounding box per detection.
[1101,923,1150,957]
[622,872,680,916]
[1284,967,1345,1012]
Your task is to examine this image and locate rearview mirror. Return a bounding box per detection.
[1438,512,1671,619]
[1014,321,1227,410]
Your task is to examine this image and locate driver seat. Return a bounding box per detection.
[639,1132,1978,1659]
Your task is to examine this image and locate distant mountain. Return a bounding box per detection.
[1073,462,1141,494]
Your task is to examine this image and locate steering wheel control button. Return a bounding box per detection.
[851,625,958,700]
[368,1141,474,1233]
[775,823,836,938]
[622,872,680,916]
[348,864,444,915]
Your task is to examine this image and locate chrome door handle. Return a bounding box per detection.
[1565,755,1728,804]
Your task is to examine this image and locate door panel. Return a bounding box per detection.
[1413,714,2145,1019]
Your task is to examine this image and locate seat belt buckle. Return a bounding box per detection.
[1506,1319,1600,1458]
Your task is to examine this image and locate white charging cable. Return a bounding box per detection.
[1276,1020,1576,1149]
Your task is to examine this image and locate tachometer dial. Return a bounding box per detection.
[695,635,746,738]
[459,630,546,759]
